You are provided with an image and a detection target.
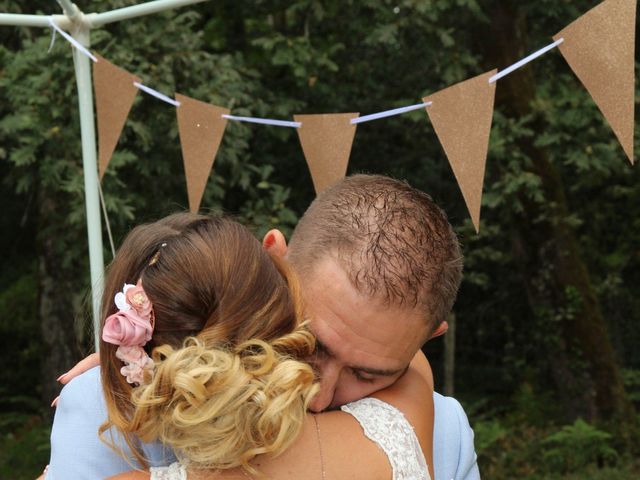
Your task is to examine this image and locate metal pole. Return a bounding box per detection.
[57,0,79,19]
[89,0,207,27]
[0,13,70,28]
[70,23,104,351]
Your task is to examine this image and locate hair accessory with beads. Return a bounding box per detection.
[148,242,167,266]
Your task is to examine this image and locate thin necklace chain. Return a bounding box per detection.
[313,414,327,480]
[239,414,327,480]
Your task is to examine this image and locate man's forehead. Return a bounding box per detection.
[309,312,417,374]
[302,255,428,366]
[313,336,406,376]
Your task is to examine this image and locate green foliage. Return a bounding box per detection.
[0,273,40,408]
[236,165,299,239]
[0,0,304,248]
[473,413,638,479]
[474,418,507,453]
[542,419,618,473]
[0,271,47,479]
[0,413,50,480]
[621,369,640,406]
[547,465,640,480]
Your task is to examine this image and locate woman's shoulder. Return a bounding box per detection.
[254,408,391,480]
[341,397,431,479]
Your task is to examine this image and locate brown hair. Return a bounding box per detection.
[98,213,316,469]
[288,174,463,331]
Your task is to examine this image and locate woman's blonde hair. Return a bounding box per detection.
[128,334,317,473]
[98,213,318,471]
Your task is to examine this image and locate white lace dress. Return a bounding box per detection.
[149,397,430,480]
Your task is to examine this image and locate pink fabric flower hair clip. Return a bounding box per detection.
[102,280,155,385]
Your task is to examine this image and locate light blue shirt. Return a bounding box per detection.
[47,367,175,479]
[47,367,479,479]
[433,392,480,480]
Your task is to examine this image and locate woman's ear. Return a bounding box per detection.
[262,229,288,258]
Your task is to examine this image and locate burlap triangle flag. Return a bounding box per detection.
[423,70,497,233]
[93,54,140,179]
[553,0,636,164]
[294,113,359,194]
[175,94,230,213]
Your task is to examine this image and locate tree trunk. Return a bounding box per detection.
[476,1,634,425]
[38,195,83,414]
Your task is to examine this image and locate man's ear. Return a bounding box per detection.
[262,229,288,258]
[429,320,449,340]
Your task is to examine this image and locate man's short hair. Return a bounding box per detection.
[288,174,463,331]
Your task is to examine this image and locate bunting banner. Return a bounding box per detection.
[93,54,140,179]
[175,93,230,213]
[553,0,636,164]
[423,70,498,233]
[72,0,636,233]
[294,113,360,194]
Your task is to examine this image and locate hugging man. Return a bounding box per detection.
[50,174,479,479]
[265,174,479,479]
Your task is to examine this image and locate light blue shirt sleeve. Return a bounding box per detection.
[46,366,175,480]
[433,392,480,480]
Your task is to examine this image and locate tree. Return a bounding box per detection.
[472,0,635,426]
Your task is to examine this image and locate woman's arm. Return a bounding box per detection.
[57,353,100,385]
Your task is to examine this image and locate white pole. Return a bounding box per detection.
[70,22,104,351]
[88,0,207,27]
[0,13,70,28]
[57,0,79,18]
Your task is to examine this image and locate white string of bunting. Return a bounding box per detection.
[48,18,562,127]
[134,81,180,107]
[49,0,636,233]
[489,38,565,83]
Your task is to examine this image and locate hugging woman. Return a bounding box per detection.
[47,212,434,479]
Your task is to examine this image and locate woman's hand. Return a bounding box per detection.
[56,353,100,385]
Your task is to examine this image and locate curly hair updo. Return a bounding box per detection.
[98,213,318,472]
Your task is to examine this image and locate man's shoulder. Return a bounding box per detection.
[58,365,104,409]
[49,365,175,478]
[434,392,470,428]
[62,364,101,387]
[433,392,480,480]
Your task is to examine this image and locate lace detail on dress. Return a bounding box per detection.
[150,462,188,480]
[341,397,431,480]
